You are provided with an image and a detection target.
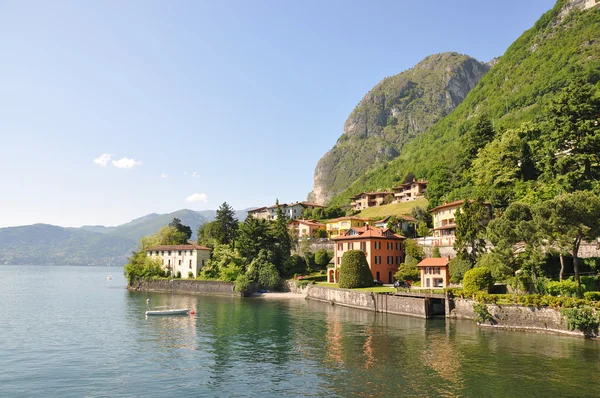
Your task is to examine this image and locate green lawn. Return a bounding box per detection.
[357,198,428,219]
[315,282,395,293]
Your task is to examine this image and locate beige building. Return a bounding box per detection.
[417,257,450,288]
[393,179,427,203]
[349,191,394,211]
[146,244,211,278]
[289,219,326,240]
[431,200,491,246]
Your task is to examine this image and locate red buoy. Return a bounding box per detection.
[190,310,196,315]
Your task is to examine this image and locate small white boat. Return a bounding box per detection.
[145,308,189,316]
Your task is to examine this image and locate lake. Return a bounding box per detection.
[1,265,599,397]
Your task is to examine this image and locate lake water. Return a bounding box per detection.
[1,265,599,397]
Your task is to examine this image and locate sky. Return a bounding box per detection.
[0,0,557,228]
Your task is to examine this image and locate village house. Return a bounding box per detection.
[328,225,405,285]
[146,244,211,279]
[289,219,326,240]
[392,179,428,203]
[431,200,492,246]
[248,201,323,221]
[349,191,394,211]
[416,257,450,288]
[374,215,416,237]
[326,216,371,238]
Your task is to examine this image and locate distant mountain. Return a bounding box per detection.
[0,208,253,266]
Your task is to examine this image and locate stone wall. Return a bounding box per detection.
[130,279,240,297]
[306,285,429,318]
[448,298,587,337]
[422,245,455,258]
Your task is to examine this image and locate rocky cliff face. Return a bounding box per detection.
[310,52,489,205]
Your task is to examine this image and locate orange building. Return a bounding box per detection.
[416,257,451,288]
[328,225,405,284]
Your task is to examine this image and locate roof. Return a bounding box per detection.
[326,216,372,223]
[289,219,325,227]
[349,191,393,200]
[247,207,267,213]
[433,224,456,231]
[300,201,324,208]
[430,199,492,213]
[332,225,405,241]
[393,179,428,190]
[147,244,211,251]
[416,258,450,267]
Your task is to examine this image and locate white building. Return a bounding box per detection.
[249,201,323,220]
[146,244,211,278]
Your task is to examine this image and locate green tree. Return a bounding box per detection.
[271,201,292,275]
[214,202,239,246]
[432,246,441,258]
[394,256,419,282]
[236,217,273,260]
[315,229,329,239]
[168,218,192,243]
[460,115,495,170]
[463,267,494,295]
[542,80,600,192]
[338,250,374,289]
[140,225,188,249]
[535,191,600,287]
[454,199,490,267]
[449,256,471,283]
[314,249,331,268]
[197,221,222,248]
[404,239,424,262]
[417,221,430,238]
[410,206,432,226]
[476,253,512,282]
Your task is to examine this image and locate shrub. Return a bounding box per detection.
[338,250,374,289]
[581,276,599,292]
[394,256,419,282]
[445,287,464,298]
[285,255,307,276]
[188,272,194,279]
[234,274,251,293]
[547,280,579,297]
[472,303,493,324]
[584,291,600,301]
[561,307,600,333]
[432,246,441,258]
[176,271,182,279]
[463,268,494,295]
[449,257,471,283]
[476,253,512,281]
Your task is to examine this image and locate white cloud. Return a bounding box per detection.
[112,157,142,169]
[160,173,169,178]
[184,171,200,177]
[93,153,112,167]
[186,193,208,203]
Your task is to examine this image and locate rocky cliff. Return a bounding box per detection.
[310,52,489,204]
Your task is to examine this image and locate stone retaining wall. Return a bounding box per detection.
[130,279,240,296]
[448,298,587,337]
[306,285,428,318]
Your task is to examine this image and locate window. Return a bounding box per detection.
[387,242,392,250]
[189,251,192,255]
[349,242,354,250]
[189,260,192,269]
[375,256,381,264]
[425,267,430,274]
[396,256,401,265]
[168,251,171,256]
[360,242,366,251]
[434,267,440,274]
[375,242,380,250]
[178,260,181,265]
[387,256,393,265]
[396,242,401,251]
[178,251,182,256]
[202,260,205,266]
[376,271,380,280]
[337,257,341,265]
[338,243,343,251]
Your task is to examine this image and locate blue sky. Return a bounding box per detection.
[0,0,556,228]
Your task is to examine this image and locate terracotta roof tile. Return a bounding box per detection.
[416,258,450,267]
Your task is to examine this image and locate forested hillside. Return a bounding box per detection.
[328,0,600,209]
[310,52,489,204]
